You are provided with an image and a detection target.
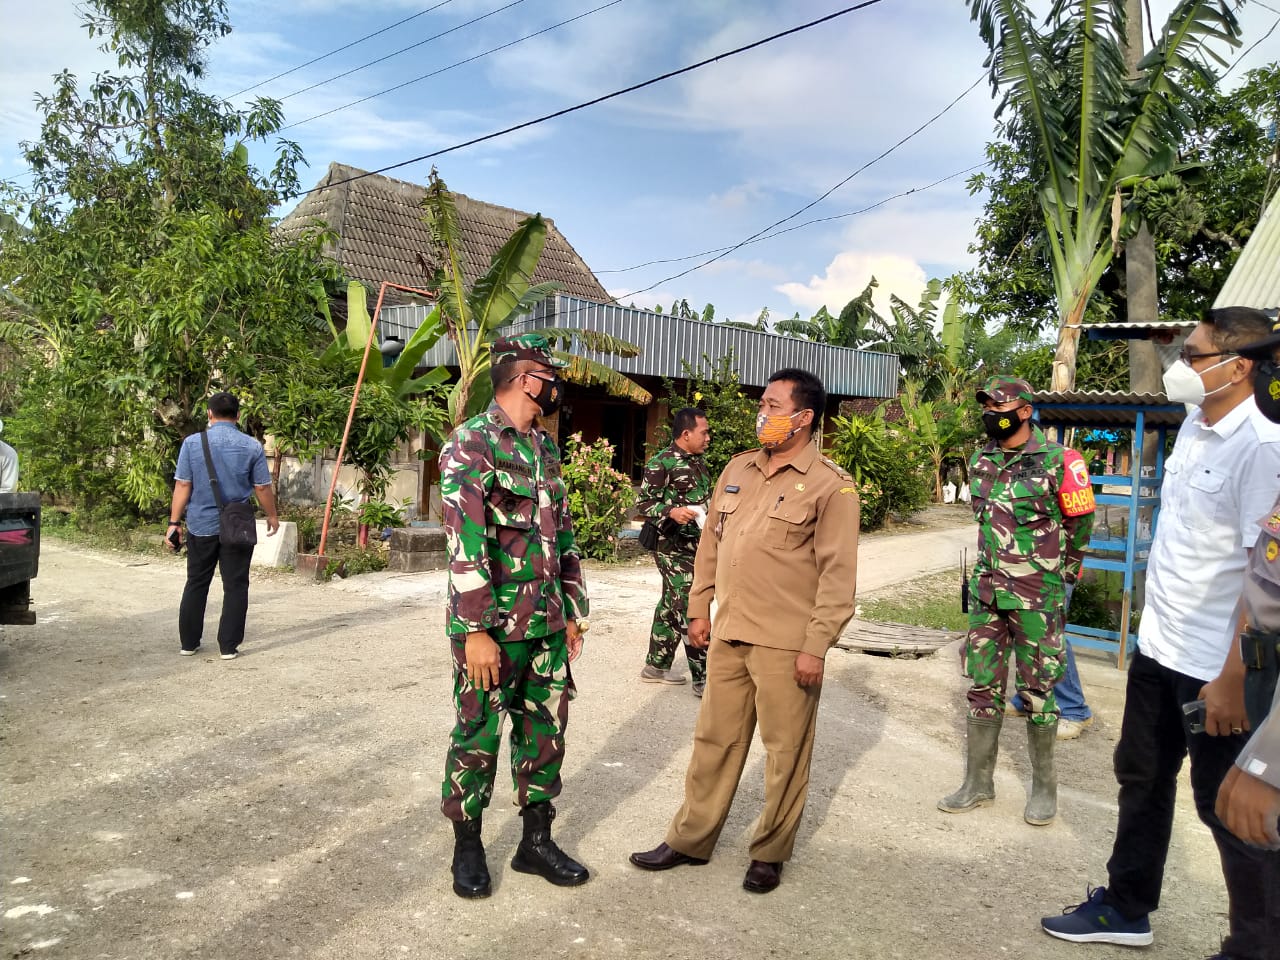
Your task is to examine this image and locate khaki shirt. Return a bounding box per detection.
[688,443,860,659]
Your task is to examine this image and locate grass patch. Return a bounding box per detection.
[42,507,169,556]
[861,569,968,632]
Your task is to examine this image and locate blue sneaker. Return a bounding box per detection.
[1042,886,1153,946]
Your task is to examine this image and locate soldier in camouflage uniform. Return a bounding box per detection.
[637,407,713,695]
[939,376,1095,826]
[438,333,591,899]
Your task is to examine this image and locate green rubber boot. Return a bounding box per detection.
[1024,718,1058,825]
[938,716,1002,813]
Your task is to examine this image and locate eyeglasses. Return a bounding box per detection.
[1179,346,1237,366]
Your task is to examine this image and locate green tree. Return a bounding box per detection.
[959,62,1280,344]
[660,352,759,478]
[828,411,931,530]
[772,279,883,348]
[968,0,1243,390]
[420,169,648,427]
[0,0,339,512]
[896,380,981,501]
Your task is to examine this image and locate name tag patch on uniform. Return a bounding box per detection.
[725,485,740,494]
[496,458,533,478]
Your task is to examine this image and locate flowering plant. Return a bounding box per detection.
[561,433,635,561]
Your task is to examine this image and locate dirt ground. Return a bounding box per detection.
[2,510,1232,959]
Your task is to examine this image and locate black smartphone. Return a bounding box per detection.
[167,527,183,552]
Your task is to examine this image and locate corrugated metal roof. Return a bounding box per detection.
[1082,320,1194,336]
[1031,390,1187,427]
[1215,189,1280,310]
[379,295,901,399]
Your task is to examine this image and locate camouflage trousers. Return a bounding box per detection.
[646,547,706,683]
[441,630,574,822]
[963,603,1065,725]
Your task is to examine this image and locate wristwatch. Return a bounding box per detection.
[575,618,591,634]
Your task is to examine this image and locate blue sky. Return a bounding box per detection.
[2,1,1277,326]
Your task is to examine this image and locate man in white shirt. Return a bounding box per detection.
[1042,306,1280,960]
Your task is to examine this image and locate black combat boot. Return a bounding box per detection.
[510,801,590,886]
[451,818,491,898]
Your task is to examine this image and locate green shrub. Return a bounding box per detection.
[561,433,634,561]
[355,498,409,531]
[659,351,759,478]
[828,413,930,530]
[323,543,388,579]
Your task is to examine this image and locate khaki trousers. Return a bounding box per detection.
[665,638,822,863]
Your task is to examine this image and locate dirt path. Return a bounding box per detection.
[1,532,1229,960]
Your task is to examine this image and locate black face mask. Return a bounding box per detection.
[1255,361,1280,423]
[982,408,1026,443]
[525,373,564,416]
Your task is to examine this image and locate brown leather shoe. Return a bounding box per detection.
[628,842,709,871]
[742,860,783,893]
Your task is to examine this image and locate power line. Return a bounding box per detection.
[597,162,988,277]
[1222,11,1280,78]
[226,0,457,99]
[283,0,625,131]
[294,0,892,200]
[386,162,989,331]
[276,0,525,103]
[620,73,984,300]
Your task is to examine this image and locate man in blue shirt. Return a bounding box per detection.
[166,392,279,659]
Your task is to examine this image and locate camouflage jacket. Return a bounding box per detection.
[439,402,588,642]
[969,425,1095,610]
[636,444,711,552]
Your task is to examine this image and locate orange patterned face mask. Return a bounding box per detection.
[756,410,804,448]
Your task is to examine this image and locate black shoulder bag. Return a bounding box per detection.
[638,519,661,551]
[200,430,258,546]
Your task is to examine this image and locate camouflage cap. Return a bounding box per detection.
[490,333,567,368]
[976,375,1034,405]
[491,335,568,371]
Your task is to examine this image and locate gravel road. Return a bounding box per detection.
[1,526,1230,960]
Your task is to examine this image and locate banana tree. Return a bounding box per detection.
[323,280,451,400]
[420,169,649,428]
[969,0,1241,390]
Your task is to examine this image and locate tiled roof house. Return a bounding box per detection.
[277,162,610,306]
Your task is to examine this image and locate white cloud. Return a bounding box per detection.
[776,251,928,319]
[709,181,765,210]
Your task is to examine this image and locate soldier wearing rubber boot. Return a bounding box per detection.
[939,376,1094,826]
[438,334,591,898]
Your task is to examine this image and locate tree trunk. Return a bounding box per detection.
[1051,319,1083,392]
[1123,1,1163,400]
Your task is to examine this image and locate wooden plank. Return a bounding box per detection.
[835,618,962,658]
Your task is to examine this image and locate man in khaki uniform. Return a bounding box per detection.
[629,367,860,894]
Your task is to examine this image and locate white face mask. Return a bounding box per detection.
[1161,357,1235,407]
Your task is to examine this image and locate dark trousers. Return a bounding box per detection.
[178,533,254,655]
[1104,651,1278,960]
